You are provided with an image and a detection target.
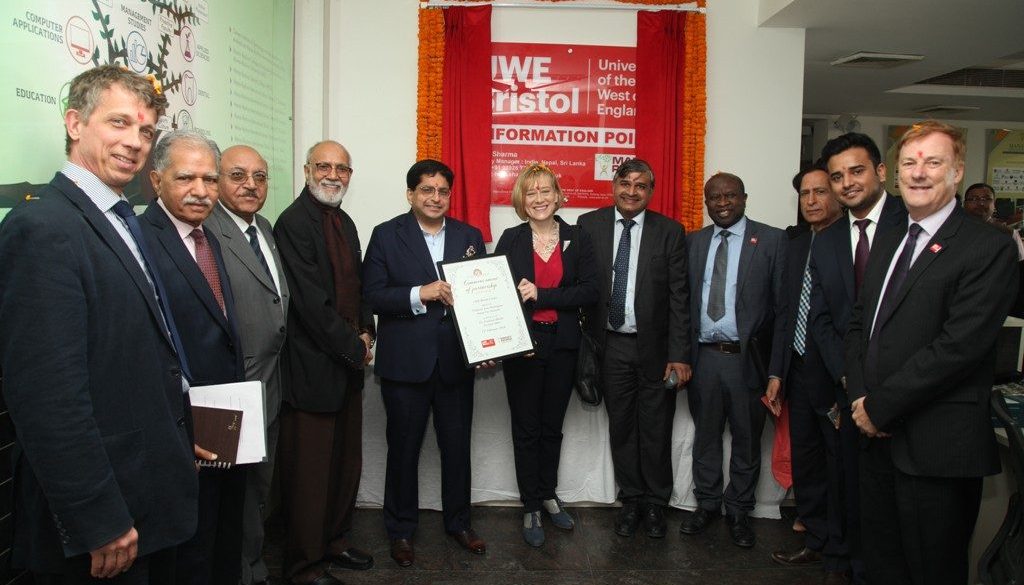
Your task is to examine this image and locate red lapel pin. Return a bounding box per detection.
[929,243,943,254]
[749,237,758,245]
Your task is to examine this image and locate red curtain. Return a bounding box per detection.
[635,11,686,221]
[441,5,493,241]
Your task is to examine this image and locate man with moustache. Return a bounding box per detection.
[788,133,906,584]
[679,172,787,549]
[577,159,690,539]
[140,131,245,585]
[846,121,1017,585]
[963,182,1024,260]
[363,160,487,566]
[204,145,289,585]
[0,65,197,583]
[770,164,853,585]
[273,141,374,585]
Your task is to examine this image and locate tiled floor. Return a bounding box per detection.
[265,506,823,584]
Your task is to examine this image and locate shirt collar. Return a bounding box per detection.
[910,197,956,239]
[614,208,646,228]
[157,198,203,239]
[849,190,887,228]
[60,161,126,213]
[713,215,747,238]
[220,202,255,232]
[418,217,446,237]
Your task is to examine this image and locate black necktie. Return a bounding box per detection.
[111,201,193,382]
[866,223,923,382]
[853,219,871,296]
[707,230,731,321]
[608,218,635,329]
[245,225,274,282]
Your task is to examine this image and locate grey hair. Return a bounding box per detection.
[152,130,221,172]
[304,140,352,166]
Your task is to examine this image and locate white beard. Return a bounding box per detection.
[309,180,347,206]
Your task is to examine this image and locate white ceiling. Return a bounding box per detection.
[760,0,1024,122]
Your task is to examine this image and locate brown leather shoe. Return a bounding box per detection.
[389,538,414,567]
[770,546,822,566]
[449,529,487,554]
[823,570,852,585]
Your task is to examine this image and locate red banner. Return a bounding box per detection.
[491,42,637,207]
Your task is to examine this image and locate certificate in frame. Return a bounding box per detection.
[439,254,534,367]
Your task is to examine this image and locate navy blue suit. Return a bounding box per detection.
[363,212,484,539]
[0,173,197,576]
[140,202,245,585]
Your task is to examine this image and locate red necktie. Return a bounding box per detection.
[190,228,226,315]
[853,219,871,296]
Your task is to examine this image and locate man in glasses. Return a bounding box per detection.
[273,141,375,585]
[362,159,487,567]
[205,145,290,585]
[963,182,1024,260]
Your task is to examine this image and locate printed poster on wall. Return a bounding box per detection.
[0,0,293,220]
[986,129,1024,198]
[491,42,636,207]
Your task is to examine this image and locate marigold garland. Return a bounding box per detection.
[416,0,707,229]
[416,8,445,161]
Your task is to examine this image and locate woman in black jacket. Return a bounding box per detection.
[494,163,598,547]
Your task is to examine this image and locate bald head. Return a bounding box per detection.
[304,140,353,207]
[218,144,269,223]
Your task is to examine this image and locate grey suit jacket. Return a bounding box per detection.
[205,204,290,425]
[577,206,690,381]
[687,218,788,387]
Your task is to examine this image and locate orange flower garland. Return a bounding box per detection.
[416,8,445,161]
[416,1,707,229]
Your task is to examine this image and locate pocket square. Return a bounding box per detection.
[562,239,571,251]
[464,245,477,257]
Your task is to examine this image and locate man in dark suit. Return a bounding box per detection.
[778,133,907,584]
[846,121,1017,585]
[205,145,290,585]
[577,158,690,539]
[679,172,787,549]
[770,164,855,585]
[0,65,197,583]
[140,130,246,585]
[273,140,375,585]
[363,159,488,566]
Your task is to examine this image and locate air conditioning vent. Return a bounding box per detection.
[914,105,981,116]
[918,68,1024,89]
[830,52,924,69]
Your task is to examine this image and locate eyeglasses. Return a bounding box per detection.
[226,170,269,185]
[310,162,353,176]
[416,185,451,198]
[964,196,993,204]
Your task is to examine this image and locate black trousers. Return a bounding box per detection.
[381,366,474,539]
[175,465,246,585]
[502,324,577,512]
[601,331,676,506]
[859,437,982,585]
[788,352,860,574]
[689,346,765,515]
[34,546,177,585]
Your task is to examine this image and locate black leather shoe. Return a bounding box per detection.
[726,513,755,548]
[643,504,667,538]
[390,538,414,567]
[770,546,821,566]
[823,570,852,585]
[329,547,373,570]
[449,529,487,554]
[614,501,641,537]
[679,507,718,535]
[289,572,342,585]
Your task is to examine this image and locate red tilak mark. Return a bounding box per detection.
[137,111,144,122]
[917,151,923,158]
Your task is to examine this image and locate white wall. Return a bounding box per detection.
[293,0,807,241]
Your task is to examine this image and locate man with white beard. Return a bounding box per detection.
[273,141,376,585]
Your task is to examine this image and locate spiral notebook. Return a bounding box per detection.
[189,381,267,466]
[192,406,242,468]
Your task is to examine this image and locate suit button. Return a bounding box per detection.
[279,326,286,333]
[273,297,280,304]
[177,417,186,427]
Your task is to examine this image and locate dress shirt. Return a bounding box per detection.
[870,198,956,336]
[157,198,201,259]
[699,216,746,343]
[410,219,446,315]
[220,203,281,295]
[609,208,645,333]
[848,191,889,262]
[60,162,151,286]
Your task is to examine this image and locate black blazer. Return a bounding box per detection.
[493,217,599,350]
[809,195,906,395]
[274,189,373,412]
[577,207,690,381]
[362,211,484,384]
[0,173,197,572]
[845,206,1017,477]
[140,202,244,386]
[687,218,788,387]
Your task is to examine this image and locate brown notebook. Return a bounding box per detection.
[192,405,243,468]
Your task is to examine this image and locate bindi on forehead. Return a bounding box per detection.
[917,151,923,158]
[137,111,145,122]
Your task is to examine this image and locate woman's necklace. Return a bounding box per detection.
[532,221,559,261]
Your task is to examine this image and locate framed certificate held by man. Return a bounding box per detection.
[439,254,534,366]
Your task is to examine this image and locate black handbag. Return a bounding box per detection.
[575,322,603,406]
